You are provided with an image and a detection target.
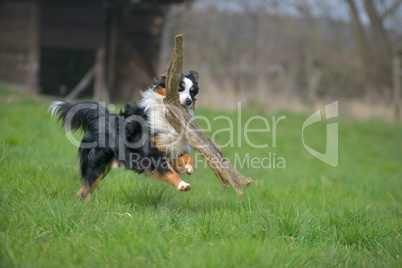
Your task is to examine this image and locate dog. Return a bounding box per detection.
[49,71,199,200]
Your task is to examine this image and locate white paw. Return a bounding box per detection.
[184,164,194,175]
[177,181,191,191]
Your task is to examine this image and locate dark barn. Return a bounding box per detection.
[0,0,186,101]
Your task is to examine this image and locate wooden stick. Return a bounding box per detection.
[163,34,253,196]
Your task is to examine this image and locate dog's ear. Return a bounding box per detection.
[159,73,169,84]
[188,70,199,83]
[154,74,166,87]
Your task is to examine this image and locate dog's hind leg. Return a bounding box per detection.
[76,165,112,200]
[78,146,114,200]
[76,186,85,198]
[77,161,112,200]
[81,162,111,200]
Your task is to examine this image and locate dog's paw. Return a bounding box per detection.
[111,160,121,169]
[177,181,191,191]
[184,164,194,175]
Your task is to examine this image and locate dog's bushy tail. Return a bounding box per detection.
[49,100,110,132]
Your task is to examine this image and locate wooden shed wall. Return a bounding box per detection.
[39,1,105,96]
[110,6,166,101]
[0,0,181,99]
[0,1,39,93]
[41,1,105,49]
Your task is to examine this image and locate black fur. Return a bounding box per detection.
[52,101,170,178]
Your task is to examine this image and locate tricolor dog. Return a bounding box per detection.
[49,71,199,200]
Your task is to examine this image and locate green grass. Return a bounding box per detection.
[0,87,401,267]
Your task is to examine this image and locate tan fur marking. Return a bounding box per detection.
[181,83,185,88]
[173,154,194,174]
[83,162,111,201]
[152,135,167,151]
[85,192,93,201]
[148,162,183,189]
[154,86,166,96]
[173,157,186,173]
[76,186,85,198]
[190,87,194,92]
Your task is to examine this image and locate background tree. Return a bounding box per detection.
[345,0,402,93]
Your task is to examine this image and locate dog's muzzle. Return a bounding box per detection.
[181,97,192,108]
[180,94,193,108]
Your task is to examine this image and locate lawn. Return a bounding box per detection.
[0,87,401,267]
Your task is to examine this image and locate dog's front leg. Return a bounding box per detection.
[148,162,191,191]
[172,154,194,175]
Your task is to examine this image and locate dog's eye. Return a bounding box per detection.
[191,87,199,96]
[179,83,185,92]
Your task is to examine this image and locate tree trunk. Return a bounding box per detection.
[345,0,373,78]
[364,0,393,87]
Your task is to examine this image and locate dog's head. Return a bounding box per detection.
[154,70,199,108]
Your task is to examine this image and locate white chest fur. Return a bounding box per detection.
[139,89,193,159]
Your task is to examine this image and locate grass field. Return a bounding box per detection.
[0,87,401,267]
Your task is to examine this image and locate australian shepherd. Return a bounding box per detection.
[49,71,199,200]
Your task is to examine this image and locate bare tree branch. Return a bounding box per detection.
[381,0,402,19]
[364,0,392,58]
[344,0,373,67]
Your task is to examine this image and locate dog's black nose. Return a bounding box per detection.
[185,98,192,106]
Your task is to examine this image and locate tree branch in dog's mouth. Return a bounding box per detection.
[163,34,253,197]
